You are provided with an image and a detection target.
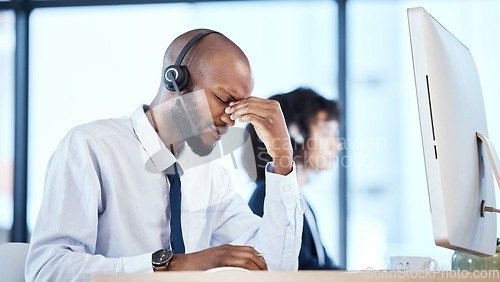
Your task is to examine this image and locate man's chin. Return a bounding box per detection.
[185,135,217,157]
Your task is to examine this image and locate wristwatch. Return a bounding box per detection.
[152,248,174,271]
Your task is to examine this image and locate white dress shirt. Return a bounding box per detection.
[25,106,303,282]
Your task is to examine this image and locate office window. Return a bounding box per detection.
[0,10,15,243]
[347,0,500,270]
[28,0,340,261]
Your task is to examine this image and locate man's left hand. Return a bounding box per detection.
[225,97,293,175]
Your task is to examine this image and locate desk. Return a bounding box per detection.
[91,270,500,282]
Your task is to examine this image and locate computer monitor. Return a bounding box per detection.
[408,7,498,256]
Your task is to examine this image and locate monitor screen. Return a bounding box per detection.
[408,7,497,256]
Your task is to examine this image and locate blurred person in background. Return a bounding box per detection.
[244,87,343,270]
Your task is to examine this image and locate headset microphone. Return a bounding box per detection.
[163,30,222,137]
[165,69,199,136]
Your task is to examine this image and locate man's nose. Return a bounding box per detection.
[219,113,235,127]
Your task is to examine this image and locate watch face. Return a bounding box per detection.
[152,249,174,267]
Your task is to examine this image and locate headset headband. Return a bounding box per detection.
[174,30,222,66]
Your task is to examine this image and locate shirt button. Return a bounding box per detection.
[283,185,292,192]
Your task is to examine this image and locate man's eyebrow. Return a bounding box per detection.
[219,88,237,101]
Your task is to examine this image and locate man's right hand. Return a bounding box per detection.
[165,244,268,271]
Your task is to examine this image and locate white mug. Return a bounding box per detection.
[390,256,439,271]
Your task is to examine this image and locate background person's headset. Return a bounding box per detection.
[162,30,222,136]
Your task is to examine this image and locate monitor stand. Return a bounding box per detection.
[477,132,500,215]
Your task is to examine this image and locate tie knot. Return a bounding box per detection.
[165,162,184,176]
[166,173,179,183]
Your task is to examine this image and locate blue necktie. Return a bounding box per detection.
[167,163,185,254]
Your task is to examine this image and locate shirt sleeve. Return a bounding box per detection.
[25,127,153,282]
[256,162,304,271]
[210,161,303,271]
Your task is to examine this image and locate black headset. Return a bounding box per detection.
[161,30,222,136]
[162,30,222,92]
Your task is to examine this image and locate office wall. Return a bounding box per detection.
[0,10,14,243]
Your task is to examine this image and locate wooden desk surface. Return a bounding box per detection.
[92,270,500,282]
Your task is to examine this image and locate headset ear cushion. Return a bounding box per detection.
[163,65,190,91]
[288,123,306,144]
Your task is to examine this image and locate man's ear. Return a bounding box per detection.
[288,123,305,144]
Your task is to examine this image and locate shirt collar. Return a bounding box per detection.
[130,105,179,174]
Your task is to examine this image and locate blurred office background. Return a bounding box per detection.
[1,0,499,270]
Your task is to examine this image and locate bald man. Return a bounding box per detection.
[25,29,303,281]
